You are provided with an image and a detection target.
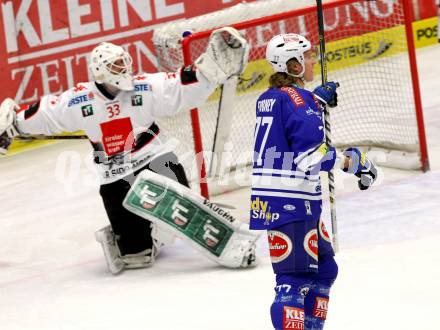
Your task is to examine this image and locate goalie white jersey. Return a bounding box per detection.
[15,70,216,184]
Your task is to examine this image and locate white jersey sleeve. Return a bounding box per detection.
[145,69,216,118]
[16,88,81,135]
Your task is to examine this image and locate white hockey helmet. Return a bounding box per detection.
[89,42,134,91]
[265,34,312,78]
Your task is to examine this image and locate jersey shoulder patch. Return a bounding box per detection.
[67,84,96,107]
[133,74,153,92]
[280,87,305,107]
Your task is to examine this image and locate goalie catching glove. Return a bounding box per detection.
[195,27,249,85]
[342,147,377,190]
[0,98,20,154]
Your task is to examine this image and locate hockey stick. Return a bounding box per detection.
[316,0,339,252]
[16,134,88,141]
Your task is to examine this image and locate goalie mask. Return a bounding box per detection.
[265,34,312,78]
[89,42,134,91]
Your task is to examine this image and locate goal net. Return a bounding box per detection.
[153,0,429,197]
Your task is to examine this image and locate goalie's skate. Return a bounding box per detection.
[95,226,125,275]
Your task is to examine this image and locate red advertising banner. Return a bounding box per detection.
[417,0,437,18]
[0,0,251,104]
[0,0,432,106]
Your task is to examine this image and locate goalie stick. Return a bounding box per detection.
[316,0,339,252]
[16,134,88,140]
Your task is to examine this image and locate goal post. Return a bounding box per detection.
[154,0,429,198]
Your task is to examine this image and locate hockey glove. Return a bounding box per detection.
[313,82,339,108]
[195,27,249,85]
[342,147,377,190]
[0,131,13,155]
[0,98,20,155]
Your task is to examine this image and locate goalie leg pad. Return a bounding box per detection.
[0,98,20,138]
[123,170,260,268]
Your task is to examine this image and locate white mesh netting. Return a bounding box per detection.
[153,0,424,194]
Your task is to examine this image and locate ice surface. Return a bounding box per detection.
[1,45,439,330]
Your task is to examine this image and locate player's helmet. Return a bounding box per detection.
[89,42,134,91]
[265,34,312,78]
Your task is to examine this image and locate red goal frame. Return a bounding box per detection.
[181,0,429,198]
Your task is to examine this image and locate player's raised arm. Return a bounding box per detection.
[149,27,249,117]
[0,89,84,154]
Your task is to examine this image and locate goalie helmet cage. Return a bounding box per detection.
[153,0,429,198]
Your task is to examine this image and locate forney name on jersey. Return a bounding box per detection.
[257,98,276,112]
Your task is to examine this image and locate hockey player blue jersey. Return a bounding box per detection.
[250,85,335,230]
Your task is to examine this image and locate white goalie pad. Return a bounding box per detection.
[0,98,20,138]
[122,170,259,268]
[195,26,249,85]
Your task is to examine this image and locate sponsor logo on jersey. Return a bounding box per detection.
[306,106,321,117]
[283,204,296,211]
[134,83,152,92]
[100,117,134,156]
[268,230,292,263]
[81,104,93,117]
[203,200,236,223]
[304,229,318,261]
[134,75,147,81]
[319,219,332,243]
[257,98,276,112]
[304,200,312,215]
[166,72,177,79]
[313,297,329,320]
[69,93,94,107]
[280,87,305,107]
[251,197,280,224]
[131,95,143,106]
[73,84,87,92]
[283,306,304,329]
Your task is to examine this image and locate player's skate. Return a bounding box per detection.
[95,226,125,275]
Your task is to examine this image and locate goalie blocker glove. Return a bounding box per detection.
[313,81,339,108]
[342,147,377,190]
[0,98,20,154]
[195,27,249,85]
